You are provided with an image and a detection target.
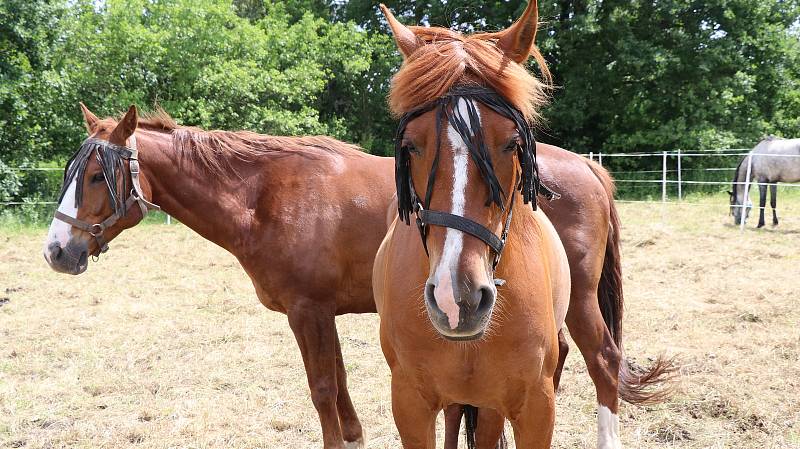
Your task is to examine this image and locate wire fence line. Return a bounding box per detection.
[585,149,800,194]
[7,167,63,172]
[3,150,799,212]
[586,150,800,158]
[615,179,800,187]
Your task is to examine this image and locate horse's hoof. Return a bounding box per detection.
[344,435,365,449]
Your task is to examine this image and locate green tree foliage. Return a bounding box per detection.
[1,0,392,159]
[60,0,383,137]
[1,0,800,206]
[341,1,525,31]
[342,0,800,156]
[1,0,72,164]
[541,0,800,157]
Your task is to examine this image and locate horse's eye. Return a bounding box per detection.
[90,172,105,184]
[403,143,420,155]
[504,138,521,152]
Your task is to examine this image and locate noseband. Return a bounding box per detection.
[394,86,558,270]
[55,135,160,255]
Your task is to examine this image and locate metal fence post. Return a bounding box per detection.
[166,215,171,225]
[589,151,594,162]
[598,152,603,166]
[677,149,682,201]
[662,151,668,203]
[740,153,753,232]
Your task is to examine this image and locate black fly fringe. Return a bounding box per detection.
[58,138,131,216]
[394,86,558,224]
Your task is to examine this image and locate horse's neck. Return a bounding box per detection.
[734,155,753,205]
[135,129,251,253]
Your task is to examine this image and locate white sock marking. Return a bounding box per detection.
[597,405,622,449]
[433,98,480,329]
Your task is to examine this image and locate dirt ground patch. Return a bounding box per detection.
[1,201,799,448]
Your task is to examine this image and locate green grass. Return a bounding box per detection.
[2,200,799,448]
[0,208,177,233]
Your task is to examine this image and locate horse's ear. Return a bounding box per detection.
[110,104,138,142]
[494,0,539,63]
[79,102,100,133]
[379,4,423,59]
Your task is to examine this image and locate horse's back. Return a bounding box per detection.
[753,138,800,182]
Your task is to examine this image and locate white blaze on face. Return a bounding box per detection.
[432,98,479,330]
[43,167,77,263]
[597,405,622,449]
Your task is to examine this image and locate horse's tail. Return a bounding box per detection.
[463,405,507,449]
[585,159,678,405]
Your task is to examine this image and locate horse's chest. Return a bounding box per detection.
[397,341,542,402]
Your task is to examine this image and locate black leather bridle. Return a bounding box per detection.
[394,85,558,270]
[55,135,160,255]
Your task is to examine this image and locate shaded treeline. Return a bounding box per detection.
[2,0,799,205]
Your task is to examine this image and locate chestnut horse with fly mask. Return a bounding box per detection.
[43,104,396,449]
[375,2,674,448]
[372,4,572,446]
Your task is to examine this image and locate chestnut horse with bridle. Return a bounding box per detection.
[375,2,674,448]
[43,104,395,449]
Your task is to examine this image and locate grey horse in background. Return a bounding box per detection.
[729,136,800,227]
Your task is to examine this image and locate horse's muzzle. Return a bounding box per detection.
[45,240,89,275]
[424,280,496,340]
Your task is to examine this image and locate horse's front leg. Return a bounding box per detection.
[475,407,506,449]
[509,384,556,449]
[391,373,438,449]
[444,405,507,449]
[288,300,346,449]
[443,404,463,449]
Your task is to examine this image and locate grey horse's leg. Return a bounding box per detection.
[770,183,779,226]
[758,180,767,228]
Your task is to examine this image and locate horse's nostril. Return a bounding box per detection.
[425,282,436,307]
[477,286,495,314]
[78,251,88,268]
[49,243,64,261]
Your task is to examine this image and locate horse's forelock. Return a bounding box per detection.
[389,27,550,123]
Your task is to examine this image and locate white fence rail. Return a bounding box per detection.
[585,150,800,197]
[4,149,800,229]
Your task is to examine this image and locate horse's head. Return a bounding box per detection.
[43,104,154,274]
[728,190,752,225]
[382,1,551,340]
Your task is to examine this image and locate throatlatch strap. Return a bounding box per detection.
[418,210,504,255]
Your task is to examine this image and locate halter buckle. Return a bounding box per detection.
[89,223,105,237]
